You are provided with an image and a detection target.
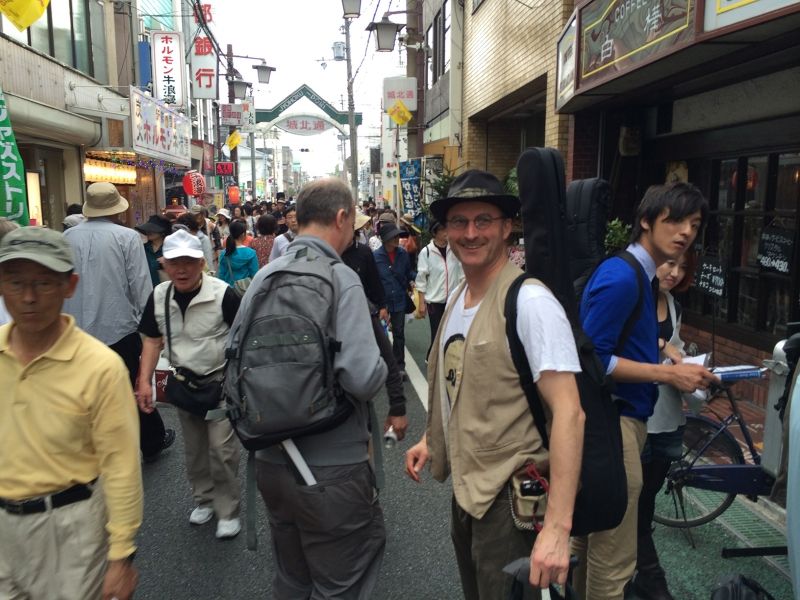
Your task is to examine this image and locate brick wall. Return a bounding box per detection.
[567,112,600,182]
[681,324,772,409]
[461,0,573,174]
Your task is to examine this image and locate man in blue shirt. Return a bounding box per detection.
[572,182,719,600]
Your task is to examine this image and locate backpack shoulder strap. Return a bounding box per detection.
[164,283,174,365]
[613,250,645,355]
[504,273,551,449]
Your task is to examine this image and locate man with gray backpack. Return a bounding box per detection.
[224,178,388,599]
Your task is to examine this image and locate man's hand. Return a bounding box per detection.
[134,379,155,414]
[667,363,719,392]
[417,302,427,318]
[529,522,570,589]
[102,558,139,600]
[379,308,389,324]
[404,436,428,482]
[385,415,408,441]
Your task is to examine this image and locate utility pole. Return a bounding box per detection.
[344,18,359,201]
[226,44,238,182]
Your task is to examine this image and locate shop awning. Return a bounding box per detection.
[4,91,101,146]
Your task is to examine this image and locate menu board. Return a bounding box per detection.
[757,227,793,275]
[695,256,725,297]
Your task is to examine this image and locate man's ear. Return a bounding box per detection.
[640,216,651,233]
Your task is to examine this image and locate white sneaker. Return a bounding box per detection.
[189,506,214,525]
[215,518,241,539]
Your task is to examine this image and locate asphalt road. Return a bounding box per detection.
[135,318,793,600]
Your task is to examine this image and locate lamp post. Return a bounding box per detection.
[341,0,361,201]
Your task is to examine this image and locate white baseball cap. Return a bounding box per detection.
[162,229,204,259]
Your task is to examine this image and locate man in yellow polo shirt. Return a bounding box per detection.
[0,227,142,600]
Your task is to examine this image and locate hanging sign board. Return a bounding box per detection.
[383,77,417,112]
[220,104,246,127]
[240,97,256,134]
[556,14,577,111]
[190,1,217,100]
[130,87,191,166]
[695,256,726,297]
[388,99,412,127]
[274,115,333,136]
[400,159,422,215]
[757,227,794,275]
[152,32,185,107]
[215,161,235,176]
[0,0,50,32]
[0,87,29,224]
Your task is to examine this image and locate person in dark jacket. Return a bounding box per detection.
[373,223,416,375]
[342,212,407,436]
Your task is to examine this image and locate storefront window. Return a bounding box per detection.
[692,151,800,343]
[89,0,107,83]
[29,12,51,55]
[51,0,74,66]
[443,0,451,74]
[73,0,91,74]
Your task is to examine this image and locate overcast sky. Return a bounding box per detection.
[208,0,409,176]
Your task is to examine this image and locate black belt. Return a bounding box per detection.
[0,482,94,515]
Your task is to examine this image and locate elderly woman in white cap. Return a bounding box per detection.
[215,208,232,241]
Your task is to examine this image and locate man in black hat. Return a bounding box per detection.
[135,215,173,287]
[373,221,415,378]
[405,170,584,599]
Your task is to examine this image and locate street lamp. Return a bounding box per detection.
[228,74,251,100]
[253,61,276,84]
[366,16,404,52]
[341,0,361,19]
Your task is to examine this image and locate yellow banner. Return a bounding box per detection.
[225,129,242,151]
[0,0,51,32]
[387,99,412,127]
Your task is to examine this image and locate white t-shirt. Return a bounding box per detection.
[440,282,581,416]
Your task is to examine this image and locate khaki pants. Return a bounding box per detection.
[571,416,647,600]
[177,409,241,520]
[0,482,108,599]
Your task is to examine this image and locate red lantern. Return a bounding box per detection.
[228,186,241,205]
[182,171,206,197]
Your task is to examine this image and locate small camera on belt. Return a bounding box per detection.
[519,478,546,497]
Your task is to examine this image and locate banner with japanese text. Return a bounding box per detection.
[130,87,191,167]
[0,87,30,224]
[190,2,217,100]
[400,159,422,216]
[152,32,185,107]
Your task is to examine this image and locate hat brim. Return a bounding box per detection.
[354,214,371,231]
[135,223,169,235]
[0,252,73,273]
[429,194,519,224]
[82,196,129,218]
[162,248,205,260]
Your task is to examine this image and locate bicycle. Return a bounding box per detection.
[653,375,776,529]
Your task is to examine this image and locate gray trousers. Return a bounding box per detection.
[451,493,540,600]
[256,460,386,600]
[177,408,241,520]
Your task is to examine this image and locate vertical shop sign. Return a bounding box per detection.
[191,2,217,100]
[0,87,29,225]
[152,32,185,107]
[240,96,256,134]
[400,159,422,215]
[130,87,191,167]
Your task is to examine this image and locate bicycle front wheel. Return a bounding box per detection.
[653,415,744,528]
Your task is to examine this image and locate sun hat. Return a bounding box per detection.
[400,212,422,235]
[354,212,371,231]
[216,208,232,221]
[62,214,85,229]
[162,229,204,259]
[429,169,519,223]
[377,212,395,224]
[0,226,74,272]
[379,223,408,243]
[189,204,206,215]
[83,182,129,218]
[135,215,172,236]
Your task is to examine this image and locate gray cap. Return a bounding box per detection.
[0,226,75,272]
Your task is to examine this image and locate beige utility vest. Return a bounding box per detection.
[153,275,230,375]
[426,260,550,519]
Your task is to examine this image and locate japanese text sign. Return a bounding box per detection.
[130,87,191,167]
[383,77,417,112]
[400,159,422,215]
[152,32,185,107]
[0,87,29,224]
[0,0,50,32]
[579,0,694,87]
[220,103,246,127]
[695,256,725,298]
[240,97,256,134]
[388,99,412,127]
[190,2,217,100]
[215,162,235,176]
[757,227,793,275]
[274,115,332,136]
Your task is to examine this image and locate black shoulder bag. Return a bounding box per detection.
[163,283,224,418]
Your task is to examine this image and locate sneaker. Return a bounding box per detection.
[143,428,176,464]
[189,506,214,525]
[216,518,241,539]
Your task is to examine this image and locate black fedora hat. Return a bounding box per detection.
[430,169,519,223]
[379,223,408,243]
[135,215,172,236]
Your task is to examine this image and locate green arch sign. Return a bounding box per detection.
[256,84,362,127]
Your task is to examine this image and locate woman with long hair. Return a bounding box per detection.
[217,220,258,288]
[630,249,697,600]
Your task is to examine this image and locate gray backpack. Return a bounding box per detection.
[223,246,353,451]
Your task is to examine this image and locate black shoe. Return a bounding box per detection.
[143,428,176,463]
[630,571,674,600]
